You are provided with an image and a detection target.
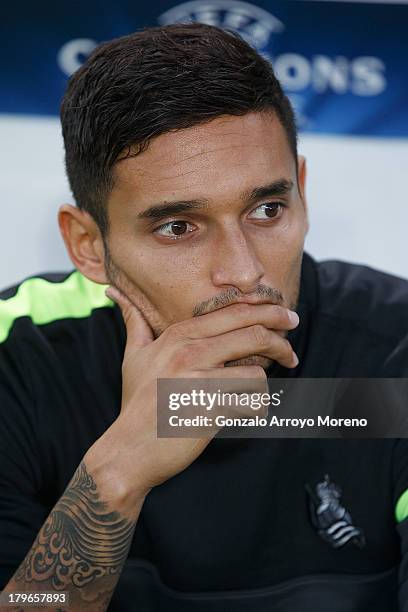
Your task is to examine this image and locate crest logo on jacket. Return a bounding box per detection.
[306,474,366,549]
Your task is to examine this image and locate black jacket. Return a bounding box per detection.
[1,252,408,611]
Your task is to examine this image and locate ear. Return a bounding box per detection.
[58,204,109,284]
[297,155,309,234]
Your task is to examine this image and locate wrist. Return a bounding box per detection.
[84,426,151,520]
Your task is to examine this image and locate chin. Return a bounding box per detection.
[224,355,273,370]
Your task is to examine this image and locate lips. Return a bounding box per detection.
[209,297,281,314]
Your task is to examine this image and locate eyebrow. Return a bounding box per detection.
[244,179,294,204]
[137,199,209,220]
[137,178,294,221]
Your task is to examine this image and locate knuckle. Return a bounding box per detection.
[233,303,252,318]
[164,322,184,342]
[249,365,267,380]
[250,324,270,347]
[279,338,293,361]
[243,365,268,382]
[176,319,195,337]
[274,304,286,321]
[188,369,206,379]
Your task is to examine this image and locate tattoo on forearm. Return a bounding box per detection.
[15,461,134,604]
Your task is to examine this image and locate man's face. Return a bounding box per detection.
[104,111,308,368]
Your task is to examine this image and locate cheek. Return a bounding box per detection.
[277,222,306,288]
[107,226,211,327]
[279,207,307,245]
[116,248,202,323]
[254,215,305,302]
[257,213,306,266]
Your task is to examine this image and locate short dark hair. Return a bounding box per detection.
[61,23,297,235]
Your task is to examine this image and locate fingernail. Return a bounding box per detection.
[292,352,299,367]
[289,310,299,325]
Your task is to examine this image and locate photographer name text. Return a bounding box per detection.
[168,415,368,428]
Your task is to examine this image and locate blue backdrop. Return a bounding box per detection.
[1,0,407,136]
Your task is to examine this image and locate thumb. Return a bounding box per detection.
[105,285,154,349]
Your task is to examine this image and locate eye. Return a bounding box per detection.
[248,202,285,220]
[153,220,195,239]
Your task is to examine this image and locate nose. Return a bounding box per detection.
[210,223,265,294]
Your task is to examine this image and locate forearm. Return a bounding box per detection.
[1,448,147,612]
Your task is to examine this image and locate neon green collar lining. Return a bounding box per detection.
[0,271,113,344]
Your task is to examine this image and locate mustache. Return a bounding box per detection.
[192,285,284,317]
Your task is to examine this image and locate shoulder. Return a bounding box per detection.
[0,270,120,456]
[314,258,408,344]
[0,270,115,347]
[299,255,408,376]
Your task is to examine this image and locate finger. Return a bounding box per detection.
[193,364,268,382]
[195,325,298,369]
[174,303,299,340]
[184,365,268,392]
[105,286,154,349]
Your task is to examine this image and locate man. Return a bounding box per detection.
[0,22,408,612]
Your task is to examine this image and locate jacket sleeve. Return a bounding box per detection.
[393,438,408,612]
[385,332,408,610]
[0,340,49,588]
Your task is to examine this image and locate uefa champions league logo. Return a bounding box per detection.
[158,0,284,54]
[57,0,387,123]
